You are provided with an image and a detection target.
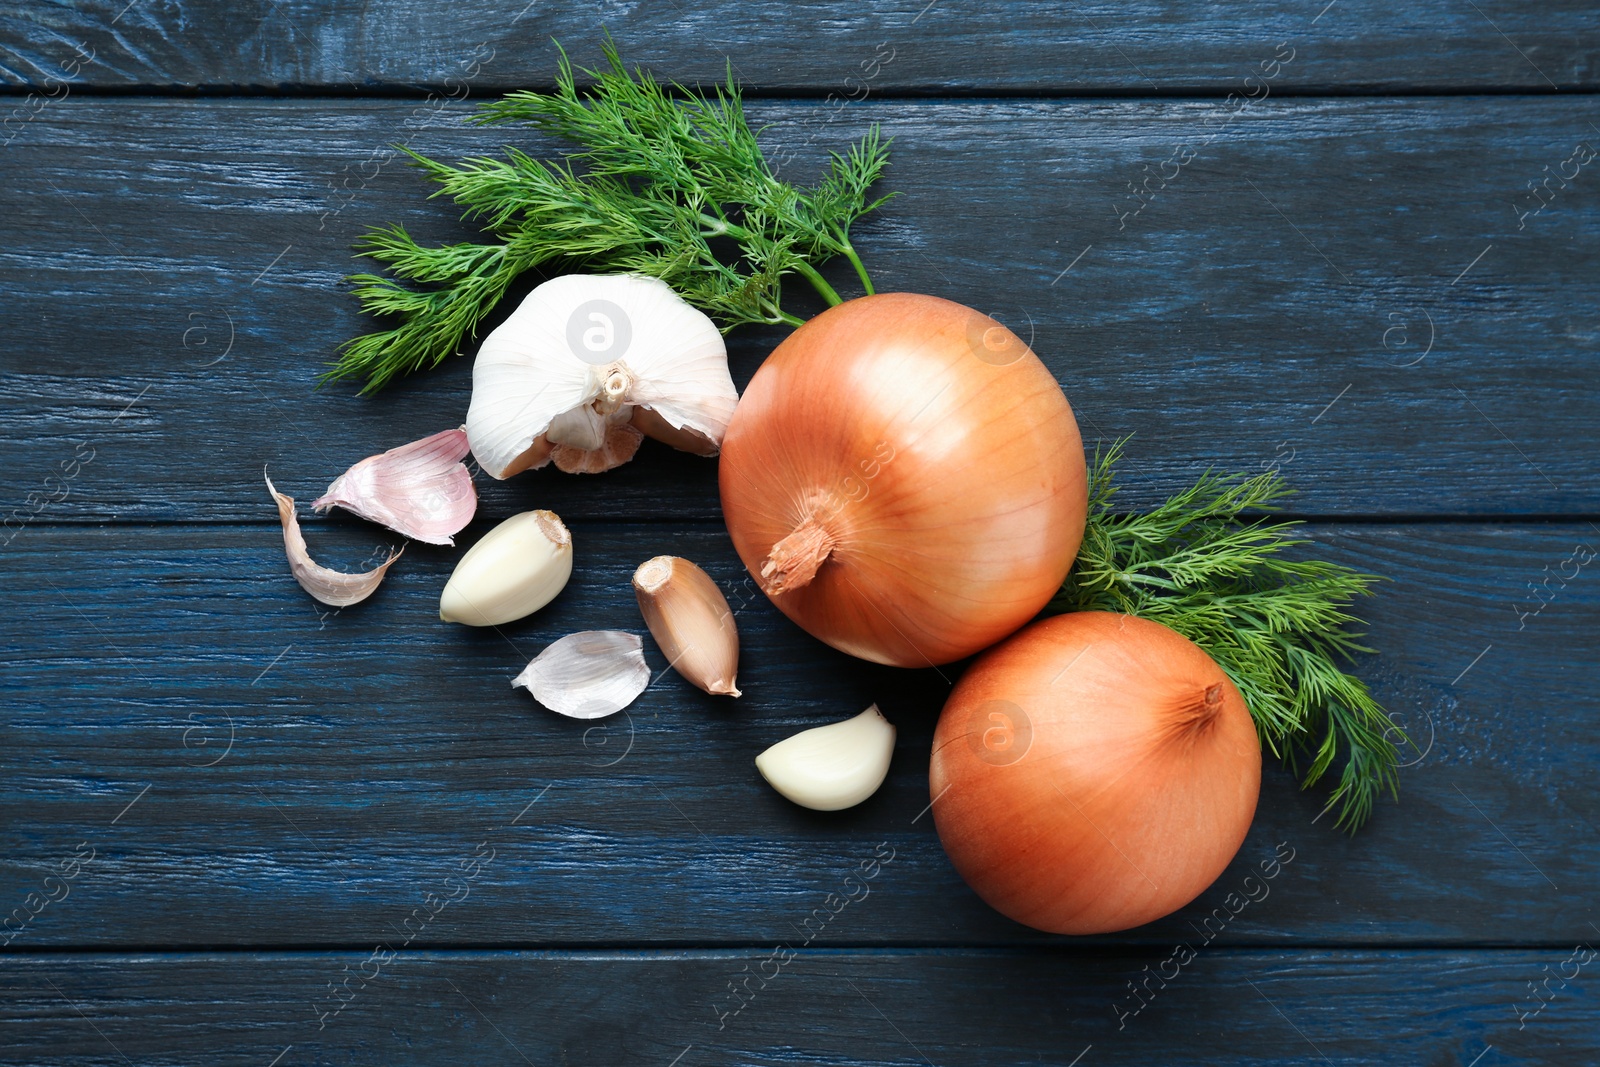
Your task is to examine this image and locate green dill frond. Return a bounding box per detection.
[1050,440,1404,831]
[328,38,891,392]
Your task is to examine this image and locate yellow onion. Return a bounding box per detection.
[718,293,1087,667]
[929,612,1261,934]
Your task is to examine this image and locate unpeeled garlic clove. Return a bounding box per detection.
[633,555,740,697]
[630,406,719,457]
[546,405,610,452]
[312,428,477,546]
[512,630,651,719]
[755,705,895,811]
[440,510,572,626]
[500,434,556,477]
[266,471,401,607]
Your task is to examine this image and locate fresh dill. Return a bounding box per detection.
[1051,440,1404,830]
[328,38,891,392]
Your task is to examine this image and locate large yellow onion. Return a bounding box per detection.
[929,612,1261,934]
[718,293,1087,667]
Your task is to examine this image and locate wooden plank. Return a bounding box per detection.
[1,948,1593,1065]
[3,520,1596,948]
[1,97,1596,522]
[2,1,1595,93]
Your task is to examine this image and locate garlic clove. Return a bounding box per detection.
[466,274,738,479]
[512,630,651,719]
[466,302,593,479]
[266,471,401,607]
[500,434,555,478]
[546,404,610,452]
[755,705,896,811]
[311,428,477,546]
[440,510,572,626]
[610,280,738,448]
[552,419,644,474]
[630,406,719,456]
[634,555,741,696]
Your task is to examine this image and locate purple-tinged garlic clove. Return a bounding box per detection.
[312,428,477,546]
[266,471,400,607]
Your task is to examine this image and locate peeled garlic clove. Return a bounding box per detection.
[466,274,738,479]
[440,510,572,626]
[311,428,477,546]
[552,419,644,474]
[512,630,651,719]
[634,555,740,697]
[755,705,896,811]
[266,472,401,607]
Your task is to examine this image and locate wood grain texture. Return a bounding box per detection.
[0,98,1596,523]
[2,9,1597,1059]
[2,948,1594,1066]
[3,520,1595,948]
[2,0,1596,92]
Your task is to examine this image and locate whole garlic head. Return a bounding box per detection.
[466,275,739,479]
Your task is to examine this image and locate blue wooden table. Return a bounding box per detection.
[2,3,1597,1064]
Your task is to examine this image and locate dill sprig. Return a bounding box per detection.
[328,38,892,392]
[1051,441,1404,830]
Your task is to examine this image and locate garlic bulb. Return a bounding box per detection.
[312,428,476,545]
[755,705,896,811]
[513,631,651,719]
[466,275,739,479]
[440,510,572,626]
[265,472,400,607]
[633,555,740,697]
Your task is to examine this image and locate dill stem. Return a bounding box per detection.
[791,260,844,306]
[1116,571,1180,590]
[834,226,875,296]
[699,213,750,240]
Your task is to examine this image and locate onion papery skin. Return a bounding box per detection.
[929,612,1261,935]
[718,293,1087,667]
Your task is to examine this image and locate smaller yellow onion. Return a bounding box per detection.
[930,612,1261,935]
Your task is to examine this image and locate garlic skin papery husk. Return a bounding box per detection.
[466,274,739,479]
[439,510,572,626]
[266,472,401,607]
[754,705,896,811]
[633,555,740,697]
[512,630,651,719]
[312,428,476,545]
